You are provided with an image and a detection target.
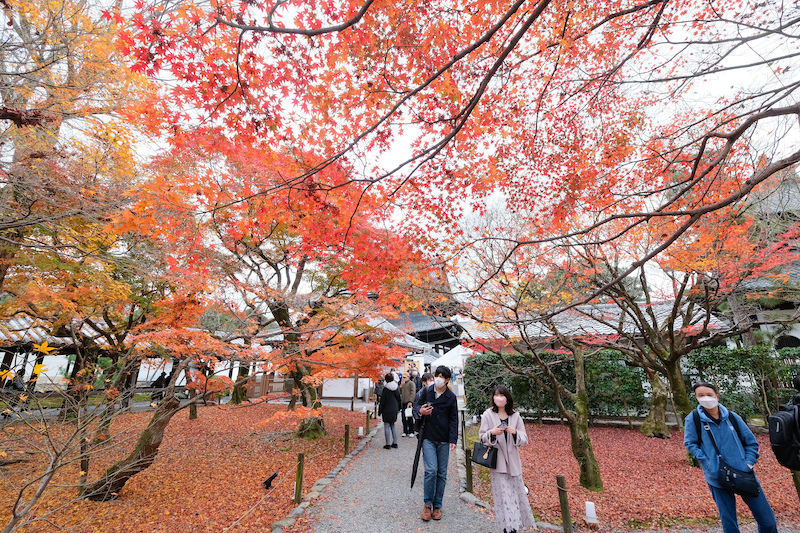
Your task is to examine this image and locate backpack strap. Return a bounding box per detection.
[695,408,747,447]
[728,412,746,444]
[702,422,723,458]
[693,410,702,447]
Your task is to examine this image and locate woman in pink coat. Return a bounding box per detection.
[478,386,536,533]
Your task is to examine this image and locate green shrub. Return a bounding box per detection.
[464,349,647,419]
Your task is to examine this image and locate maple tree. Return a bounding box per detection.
[452,234,606,490]
[0,0,154,290]
[0,0,427,515]
[115,0,800,293]
[560,193,800,436]
[123,137,424,434]
[3,0,799,518]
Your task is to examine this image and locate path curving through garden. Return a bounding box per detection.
[295,427,497,533]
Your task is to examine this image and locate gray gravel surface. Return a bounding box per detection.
[303,429,498,533]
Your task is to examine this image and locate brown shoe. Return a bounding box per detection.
[421,504,432,521]
[432,507,442,520]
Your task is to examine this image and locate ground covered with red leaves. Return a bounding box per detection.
[0,403,369,533]
[471,424,800,530]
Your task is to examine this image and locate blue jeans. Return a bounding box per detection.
[708,484,777,533]
[422,439,450,508]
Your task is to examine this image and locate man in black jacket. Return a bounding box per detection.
[418,365,459,522]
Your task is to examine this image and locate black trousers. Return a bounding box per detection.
[401,408,415,434]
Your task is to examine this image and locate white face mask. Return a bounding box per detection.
[434,377,445,389]
[698,396,719,410]
[494,395,507,407]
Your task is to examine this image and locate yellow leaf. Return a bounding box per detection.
[33,341,56,355]
[19,394,28,402]
[33,363,48,374]
[0,451,6,457]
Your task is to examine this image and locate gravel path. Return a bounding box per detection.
[303,427,498,533]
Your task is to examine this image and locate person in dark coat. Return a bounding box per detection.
[150,371,168,402]
[410,363,423,391]
[373,378,385,417]
[378,373,401,450]
[418,365,459,521]
[401,371,417,437]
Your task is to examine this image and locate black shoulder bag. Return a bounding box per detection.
[471,441,498,468]
[702,422,760,497]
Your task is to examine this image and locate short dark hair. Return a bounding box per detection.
[793,374,800,392]
[421,372,433,383]
[490,385,515,415]
[434,366,451,379]
[384,373,394,382]
[693,382,718,394]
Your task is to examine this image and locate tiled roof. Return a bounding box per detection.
[388,313,462,334]
[747,165,800,216]
[454,302,729,341]
[0,316,101,348]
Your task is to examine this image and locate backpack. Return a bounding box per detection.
[768,404,800,471]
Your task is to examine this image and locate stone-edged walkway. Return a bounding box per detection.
[292,425,495,533]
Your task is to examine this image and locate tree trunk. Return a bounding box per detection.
[567,345,603,491]
[61,348,93,419]
[188,389,198,420]
[290,368,325,438]
[93,351,136,444]
[640,368,671,438]
[119,360,141,410]
[566,399,603,491]
[80,397,181,501]
[663,359,693,420]
[230,364,250,405]
[793,470,800,505]
[287,368,322,409]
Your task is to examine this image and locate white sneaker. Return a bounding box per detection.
[401,433,408,437]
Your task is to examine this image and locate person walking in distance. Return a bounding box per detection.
[418,365,459,521]
[378,373,401,450]
[401,369,417,437]
[479,386,536,533]
[684,383,777,533]
[410,364,422,391]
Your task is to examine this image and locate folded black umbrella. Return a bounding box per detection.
[410,418,426,489]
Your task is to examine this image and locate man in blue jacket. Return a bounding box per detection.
[418,365,459,522]
[684,382,777,533]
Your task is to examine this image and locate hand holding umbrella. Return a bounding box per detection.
[411,403,433,489]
